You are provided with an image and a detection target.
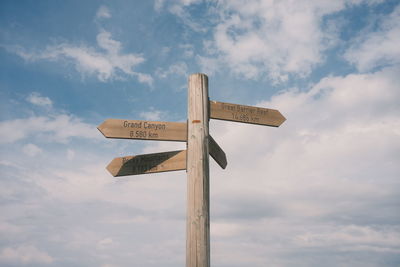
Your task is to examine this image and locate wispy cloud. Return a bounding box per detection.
[96,5,112,19]
[0,245,54,265]
[7,30,152,85]
[154,0,165,12]
[0,114,99,144]
[200,0,351,81]
[166,0,389,82]
[345,5,400,71]
[156,62,188,79]
[139,109,164,121]
[26,92,53,108]
[22,143,43,157]
[156,0,206,32]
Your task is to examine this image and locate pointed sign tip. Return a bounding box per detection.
[97,121,108,137]
[106,159,119,177]
[221,162,227,169]
[278,113,286,127]
[97,127,105,137]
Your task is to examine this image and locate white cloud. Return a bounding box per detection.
[215,66,400,185]
[159,0,389,82]
[211,219,400,266]
[2,66,398,266]
[96,30,122,55]
[9,30,152,85]
[345,5,400,71]
[179,44,194,58]
[197,55,220,76]
[26,92,53,108]
[96,238,115,250]
[156,62,188,78]
[98,63,399,264]
[160,0,205,32]
[0,222,21,235]
[211,222,242,237]
[0,114,99,144]
[140,108,164,121]
[0,245,53,265]
[292,224,400,250]
[135,72,154,86]
[0,160,21,169]
[22,143,43,157]
[154,0,166,12]
[66,149,75,160]
[206,65,400,264]
[194,0,353,81]
[96,5,111,19]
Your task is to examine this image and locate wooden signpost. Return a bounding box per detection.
[98,73,285,267]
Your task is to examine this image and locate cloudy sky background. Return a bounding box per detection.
[1,0,399,266]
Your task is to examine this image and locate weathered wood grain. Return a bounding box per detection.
[187,73,210,267]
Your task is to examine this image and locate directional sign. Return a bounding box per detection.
[107,150,186,177]
[98,119,187,141]
[98,74,287,267]
[210,100,286,127]
[209,136,227,169]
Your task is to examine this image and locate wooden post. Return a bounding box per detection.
[187,73,210,267]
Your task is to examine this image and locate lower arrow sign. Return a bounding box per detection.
[107,150,186,177]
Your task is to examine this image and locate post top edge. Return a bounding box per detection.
[189,73,208,77]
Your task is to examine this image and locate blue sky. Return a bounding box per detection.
[1,0,400,266]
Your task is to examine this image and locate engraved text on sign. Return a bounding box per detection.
[97,119,187,141]
[209,101,286,127]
